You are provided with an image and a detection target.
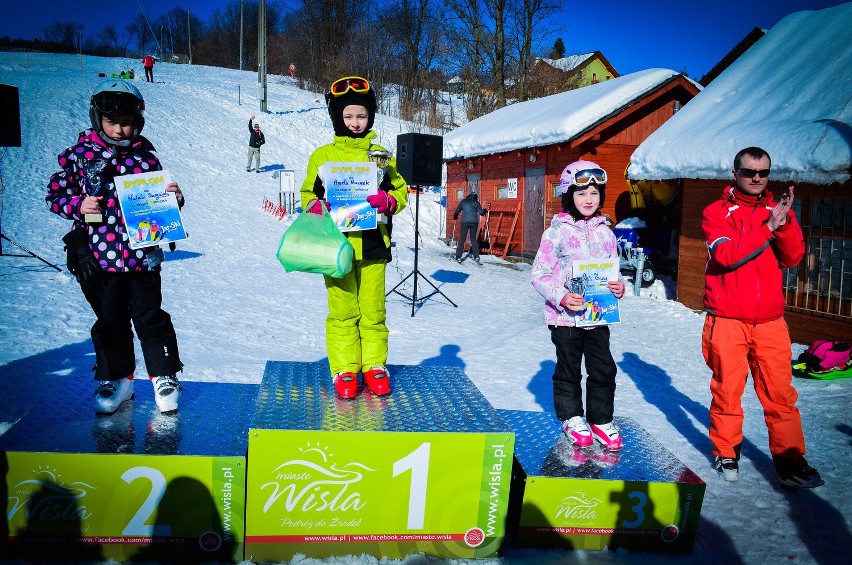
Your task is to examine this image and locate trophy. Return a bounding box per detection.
[565,274,588,296]
[368,149,392,224]
[80,158,107,223]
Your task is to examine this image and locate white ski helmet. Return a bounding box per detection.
[89,79,145,145]
[558,160,607,194]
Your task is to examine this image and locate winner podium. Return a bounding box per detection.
[244,361,515,561]
[0,377,255,562]
[500,410,705,552]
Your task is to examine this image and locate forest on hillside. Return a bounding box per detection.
[1,0,578,128]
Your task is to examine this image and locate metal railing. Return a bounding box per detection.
[783,185,851,320]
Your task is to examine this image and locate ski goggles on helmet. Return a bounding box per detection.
[92,91,144,115]
[329,76,371,97]
[562,168,607,188]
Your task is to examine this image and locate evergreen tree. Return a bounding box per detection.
[549,37,565,59]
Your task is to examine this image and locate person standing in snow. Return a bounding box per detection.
[453,191,486,264]
[46,79,185,416]
[300,76,408,399]
[701,146,822,488]
[531,160,626,451]
[142,54,155,82]
[246,115,265,172]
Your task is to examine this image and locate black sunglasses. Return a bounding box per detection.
[737,168,771,178]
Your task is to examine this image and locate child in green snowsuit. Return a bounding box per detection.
[300,76,408,399]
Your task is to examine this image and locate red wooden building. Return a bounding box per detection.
[443,69,699,257]
[627,4,851,344]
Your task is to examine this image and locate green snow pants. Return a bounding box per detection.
[324,258,388,377]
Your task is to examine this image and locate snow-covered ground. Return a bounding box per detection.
[0,53,849,565]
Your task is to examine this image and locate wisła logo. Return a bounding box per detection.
[554,489,601,522]
[261,442,376,514]
[8,466,95,523]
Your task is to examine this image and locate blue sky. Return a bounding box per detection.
[0,0,847,79]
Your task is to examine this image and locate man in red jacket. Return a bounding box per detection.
[701,146,822,488]
[142,54,155,82]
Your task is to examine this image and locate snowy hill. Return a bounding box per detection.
[0,53,849,565]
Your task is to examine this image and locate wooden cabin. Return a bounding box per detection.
[443,69,699,258]
[628,4,851,344]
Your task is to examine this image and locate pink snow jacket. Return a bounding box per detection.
[531,212,620,327]
[46,129,164,272]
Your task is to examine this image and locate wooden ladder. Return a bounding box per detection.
[482,201,521,258]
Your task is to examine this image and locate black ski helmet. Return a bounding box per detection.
[89,79,145,146]
[325,76,376,138]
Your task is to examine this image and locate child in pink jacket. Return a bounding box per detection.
[531,160,625,451]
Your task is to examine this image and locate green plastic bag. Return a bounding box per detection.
[276,200,354,278]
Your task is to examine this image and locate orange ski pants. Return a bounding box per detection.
[701,315,806,460]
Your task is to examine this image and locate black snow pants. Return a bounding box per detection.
[81,271,182,380]
[550,325,617,425]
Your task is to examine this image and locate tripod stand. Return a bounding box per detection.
[388,185,457,317]
[0,148,62,271]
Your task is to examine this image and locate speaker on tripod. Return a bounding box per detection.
[388,133,456,316]
[396,133,443,187]
[0,84,61,270]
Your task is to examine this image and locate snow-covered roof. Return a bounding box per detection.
[628,3,852,185]
[444,68,689,160]
[537,54,594,73]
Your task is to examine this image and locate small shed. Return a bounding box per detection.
[443,68,700,257]
[628,3,852,344]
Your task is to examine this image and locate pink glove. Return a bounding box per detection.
[307,199,331,215]
[366,192,397,215]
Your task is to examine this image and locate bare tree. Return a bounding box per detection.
[510,0,562,102]
[443,0,496,120]
[379,0,443,122]
[280,0,366,91]
[42,22,82,52]
[99,24,132,57]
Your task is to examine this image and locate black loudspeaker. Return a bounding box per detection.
[0,84,22,148]
[396,133,442,186]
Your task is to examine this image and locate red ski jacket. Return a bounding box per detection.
[142,55,155,68]
[702,186,804,324]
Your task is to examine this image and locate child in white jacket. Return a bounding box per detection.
[531,160,625,450]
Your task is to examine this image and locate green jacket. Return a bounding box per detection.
[301,131,408,261]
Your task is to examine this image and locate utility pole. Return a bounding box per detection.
[239,0,244,70]
[187,7,192,64]
[258,0,267,112]
[77,26,83,70]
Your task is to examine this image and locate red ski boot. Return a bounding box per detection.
[333,372,358,399]
[363,366,391,396]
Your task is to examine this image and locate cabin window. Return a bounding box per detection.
[550,180,562,200]
[497,184,509,199]
[784,190,852,320]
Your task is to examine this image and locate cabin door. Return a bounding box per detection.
[524,168,545,255]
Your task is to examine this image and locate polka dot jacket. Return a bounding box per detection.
[46,129,163,272]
